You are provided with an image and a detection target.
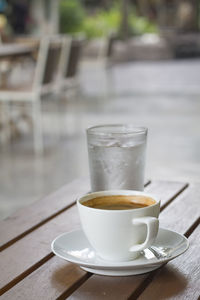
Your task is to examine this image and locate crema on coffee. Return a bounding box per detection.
[82,195,156,210]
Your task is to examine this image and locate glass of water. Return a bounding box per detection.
[87,124,148,192]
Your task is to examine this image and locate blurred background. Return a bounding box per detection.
[0,0,200,219]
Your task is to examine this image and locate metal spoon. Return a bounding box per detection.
[143,242,184,260]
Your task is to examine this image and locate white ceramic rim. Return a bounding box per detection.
[77,190,160,213]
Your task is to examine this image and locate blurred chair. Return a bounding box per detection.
[54,35,84,136]
[0,36,63,154]
[83,33,116,100]
[97,33,116,68]
[59,36,84,95]
[84,32,116,68]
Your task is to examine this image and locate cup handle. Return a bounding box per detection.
[129,217,159,252]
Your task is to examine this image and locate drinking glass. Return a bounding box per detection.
[87,124,147,192]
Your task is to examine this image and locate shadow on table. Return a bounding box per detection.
[51,261,90,297]
[143,264,188,299]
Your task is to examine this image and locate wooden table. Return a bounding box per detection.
[0,178,199,299]
[0,44,36,60]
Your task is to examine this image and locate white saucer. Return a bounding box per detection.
[51,228,189,276]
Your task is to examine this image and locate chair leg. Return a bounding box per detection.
[105,65,114,100]
[32,99,43,155]
[54,92,62,141]
[72,82,83,134]
[59,91,67,137]
[0,102,11,146]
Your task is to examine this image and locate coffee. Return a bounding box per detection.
[82,195,156,210]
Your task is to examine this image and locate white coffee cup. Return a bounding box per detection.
[77,190,160,262]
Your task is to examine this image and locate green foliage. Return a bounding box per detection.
[59,1,158,38]
[129,15,158,36]
[82,8,121,38]
[59,0,85,34]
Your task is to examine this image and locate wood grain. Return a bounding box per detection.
[137,225,200,300]
[0,205,80,294]
[0,180,186,297]
[67,184,199,300]
[0,177,90,250]
[69,275,148,300]
[0,256,90,300]
[144,180,188,209]
[159,183,200,233]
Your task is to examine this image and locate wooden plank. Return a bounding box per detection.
[0,205,80,294]
[67,184,199,300]
[144,180,188,208]
[0,256,90,300]
[69,275,147,300]
[137,225,200,300]
[0,181,188,298]
[0,178,90,250]
[159,183,200,233]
